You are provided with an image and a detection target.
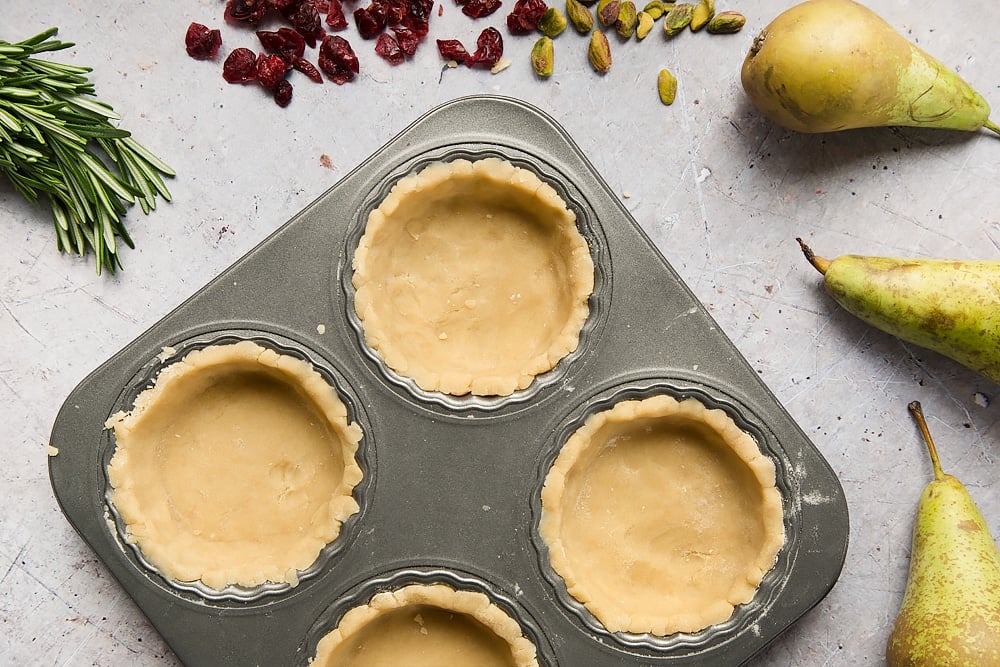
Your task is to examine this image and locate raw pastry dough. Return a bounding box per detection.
[352,158,594,396]
[539,394,784,635]
[106,340,364,590]
[311,583,538,667]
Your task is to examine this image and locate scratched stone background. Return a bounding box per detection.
[2,0,999,665]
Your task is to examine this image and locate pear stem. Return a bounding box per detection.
[984,119,1000,137]
[796,238,831,274]
[908,401,946,481]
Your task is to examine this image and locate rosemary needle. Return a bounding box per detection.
[0,27,175,274]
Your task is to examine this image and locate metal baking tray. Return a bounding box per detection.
[49,94,849,666]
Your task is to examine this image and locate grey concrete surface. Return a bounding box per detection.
[2,0,999,665]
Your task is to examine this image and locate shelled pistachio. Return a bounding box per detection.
[567,0,595,32]
[531,36,555,76]
[690,0,714,31]
[663,3,693,35]
[616,1,638,37]
[588,29,612,72]
[538,7,569,36]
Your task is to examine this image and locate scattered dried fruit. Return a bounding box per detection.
[459,0,504,18]
[222,47,258,82]
[185,23,222,60]
[658,67,677,104]
[436,27,503,67]
[354,3,388,39]
[437,38,471,62]
[706,9,745,33]
[292,56,324,82]
[225,0,268,25]
[274,78,294,106]
[326,0,349,29]
[507,0,549,34]
[318,34,360,83]
[375,32,405,63]
[469,26,504,67]
[566,0,595,33]
[588,29,611,73]
[283,0,324,47]
[255,52,290,89]
[256,27,306,60]
[531,36,554,76]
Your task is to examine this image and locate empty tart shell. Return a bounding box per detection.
[539,394,784,636]
[352,157,594,396]
[311,583,539,667]
[106,340,364,590]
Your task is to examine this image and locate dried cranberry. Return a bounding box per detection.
[506,0,546,33]
[468,26,502,67]
[326,0,349,29]
[293,57,324,82]
[282,0,325,47]
[222,47,258,83]
[392,26,421,56]
[225,0,269,23]
[267,0,298,10]
[313,0,331,10]
[274,79,294,106]
[461,0,501,18]
[254,52,289,89]
[318,35,360,84]
[185,23,222,60]
[383,0,408,25]
[436,38,470,63]
[354,2,388,39]
[374,33,405,64]
[256,27,306,60]
[408,0,434,24]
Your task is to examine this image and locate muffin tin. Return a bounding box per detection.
[48,95,849,666]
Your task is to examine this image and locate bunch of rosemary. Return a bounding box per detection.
[1,28,175,274]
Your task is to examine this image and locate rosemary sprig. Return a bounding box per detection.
[0,27,175,274]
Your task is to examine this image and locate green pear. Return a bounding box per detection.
[886,401,1000,665]
[741,0,999,136]
[797,239,1000,384]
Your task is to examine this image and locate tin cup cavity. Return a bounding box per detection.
[531,377,797,657]
[341,146,610,416]
[302,567,556,667]
[101,329,375,604]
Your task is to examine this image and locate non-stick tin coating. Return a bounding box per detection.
[49,95,849,667]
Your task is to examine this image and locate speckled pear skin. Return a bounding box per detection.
[741,0,996,134]
[821,254,1000,383]
[886,473,1000,665]
[797,239,1000,384]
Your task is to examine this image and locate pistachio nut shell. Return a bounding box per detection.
[588,29,612,73]
[538,7,568,37]
[566,0,595,33]
[689,0,714,31]
[663,2,693,36]
[635,10,654,39]
[641,0,666,19]
[597,0,621,27]
[658,68,678,104]
[616,0,638,37]
[706,10,745,33]
[531,36,555,76]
